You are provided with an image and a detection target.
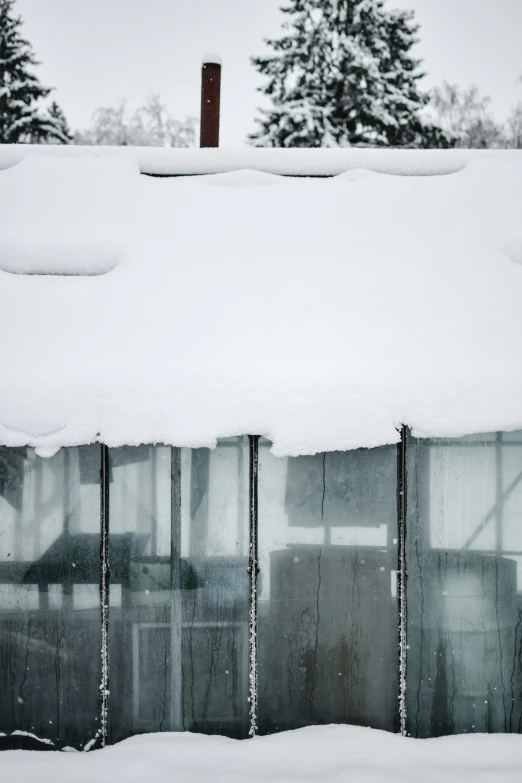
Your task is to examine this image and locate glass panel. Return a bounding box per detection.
[108,438,249,743]
[406,432,522,737]
[0,446,101,750]
[258,441,399,734]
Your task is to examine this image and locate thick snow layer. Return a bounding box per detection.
[0,155,140,275]
[202,52,222,65]
[2,727,522,783]
[1,154,522,455]
[0,143,520,176]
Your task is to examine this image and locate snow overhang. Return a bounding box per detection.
[0,147,521,456]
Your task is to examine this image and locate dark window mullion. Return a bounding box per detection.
[170,446,183,730]
[100,444,110,747]
[397,426,407,736]
[248,435,259,737]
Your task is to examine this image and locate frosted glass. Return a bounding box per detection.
[406,433,522,736]
[258,441,398,734]
[108,439,249,743]
[0,446,101,750]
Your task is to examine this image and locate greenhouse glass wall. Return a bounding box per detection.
[0,431,521,750]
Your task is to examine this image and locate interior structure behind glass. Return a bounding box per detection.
[0,446,102,750]
[257,439,399,734]
[107,439,250,742]
[406,431,522,736]
[1,430,522,749]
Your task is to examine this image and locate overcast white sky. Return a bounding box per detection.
[16,0,522,146]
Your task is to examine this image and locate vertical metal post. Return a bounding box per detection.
[397,426,407,736]
[248,435,259,737]
[132,624,140,730]
[150,446,158,557]
[495,432,503,553]
[100,444,110,747]
[170,447,183,731]
[200,55,222,148]
[33,456,42,559]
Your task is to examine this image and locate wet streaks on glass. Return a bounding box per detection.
[1,429,521,748]
[0,446,102,750]
[257,442,399,734]
[406,432,522,736]
[108,439,249,743]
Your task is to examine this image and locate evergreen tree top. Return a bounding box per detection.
[250,0,451,148]
[0,0,70,143]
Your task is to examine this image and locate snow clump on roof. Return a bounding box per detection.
[0,154,140,276]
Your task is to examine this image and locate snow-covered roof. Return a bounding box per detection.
[0,143,519,177]
[0,146,521,457]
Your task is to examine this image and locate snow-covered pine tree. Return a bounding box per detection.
[46,100,72,143]
[249,0,452,148]
[0,0,70,143]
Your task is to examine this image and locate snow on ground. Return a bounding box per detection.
[2,726,522,783]
[0,151,522,456]
[0,155,139,275]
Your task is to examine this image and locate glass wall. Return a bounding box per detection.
[257,440,399,734]
[406,432,522,736]
[108,438,250,742]
[1,431,521,748]
[0,446,102,750]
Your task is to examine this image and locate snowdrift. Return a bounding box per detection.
[2,726,522,783]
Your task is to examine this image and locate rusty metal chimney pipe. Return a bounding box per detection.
[200,54,222,148]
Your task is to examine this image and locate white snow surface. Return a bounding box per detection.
[0,155,140,275]
[0,144,520,177]
[2,727,522,782]
[202,52,223,65]
[1,152,522,456]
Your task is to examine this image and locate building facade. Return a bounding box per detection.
[1,431,522,749]
[1,146,522,750]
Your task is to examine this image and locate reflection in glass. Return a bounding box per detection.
[406,432,522,736]
[0,446,102,749]
[108,439,249,743]
[258,442,398,734]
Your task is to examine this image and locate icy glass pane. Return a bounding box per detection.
[258,441,399,734]
[0,446,102,750]
[108,438,249,743]
[406,432,522,737]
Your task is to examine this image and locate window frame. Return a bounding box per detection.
[7,426,521,746]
